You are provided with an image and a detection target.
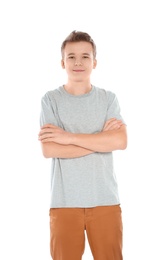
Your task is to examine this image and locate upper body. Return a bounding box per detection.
[38,31,127,208]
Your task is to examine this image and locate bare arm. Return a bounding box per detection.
[70,124,127,152]
[40,142,93,159]
[38,118,127,157]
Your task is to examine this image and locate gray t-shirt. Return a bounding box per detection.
[40,85,125,208]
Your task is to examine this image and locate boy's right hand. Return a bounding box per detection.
[102,118,123,132]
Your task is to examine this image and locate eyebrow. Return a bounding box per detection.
[67,53,91,56]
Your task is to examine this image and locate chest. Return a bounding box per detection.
[55,97,108,133]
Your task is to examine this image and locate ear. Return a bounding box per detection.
[61,60,65,69]
[93,59,97,69]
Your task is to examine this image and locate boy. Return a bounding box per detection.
[38,30,127,260]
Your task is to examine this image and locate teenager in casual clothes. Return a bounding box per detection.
[38,30,127,260]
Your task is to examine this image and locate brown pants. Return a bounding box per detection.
[49,205,123,260]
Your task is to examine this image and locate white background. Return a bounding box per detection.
[0,0,166,259]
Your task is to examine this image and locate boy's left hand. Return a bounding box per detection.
[102,118,123,132]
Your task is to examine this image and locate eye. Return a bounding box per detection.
[83,56,89,58]
[68,56,75,59]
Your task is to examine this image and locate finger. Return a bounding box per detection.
[107,119,123,127]
[39,128,52,134]
[103,118,117,129]
[103,119,118,130]
[41,124,57,129]
[38,132,54,140]
[39,126,58,136]
[38,131,51,139]
[40,137,55,143]
[103,120,123,131]
[103,124,118,131]
[104,118,116,125]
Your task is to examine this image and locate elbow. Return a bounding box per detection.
[119,136,127,150]
[42,151,51,158]
[41,143,52,158]
[120,142,127,150]
[118,126,128,150]
[42,148,51,158]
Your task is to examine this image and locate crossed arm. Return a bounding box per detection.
[38,118,127,159]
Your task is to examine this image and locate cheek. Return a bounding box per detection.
[87,63,95,70]
[63,61,71,68]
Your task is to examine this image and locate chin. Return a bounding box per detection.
[72,77,85,82]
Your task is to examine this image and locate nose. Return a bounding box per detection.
[75,59,82,66]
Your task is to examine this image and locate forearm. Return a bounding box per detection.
[70,126,127,153]
[41,142,94,159]
[39,122,127,154]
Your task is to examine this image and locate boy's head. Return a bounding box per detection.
[61,30,97,59]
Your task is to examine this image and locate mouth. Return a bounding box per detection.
[73,70,85,72]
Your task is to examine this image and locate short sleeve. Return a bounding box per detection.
[106,92,126,124]
[40,93,59,127]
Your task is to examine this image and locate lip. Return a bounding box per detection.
[73,70,85,72]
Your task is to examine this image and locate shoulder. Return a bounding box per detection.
[94,86,116,101]
[42,86,63,102]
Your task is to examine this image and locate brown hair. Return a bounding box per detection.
[61,30,97,59]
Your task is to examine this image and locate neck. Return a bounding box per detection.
[64,81,92,96]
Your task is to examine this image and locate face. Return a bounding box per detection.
[61,41,97,82]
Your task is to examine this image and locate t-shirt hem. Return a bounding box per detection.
[49,201,121,209]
